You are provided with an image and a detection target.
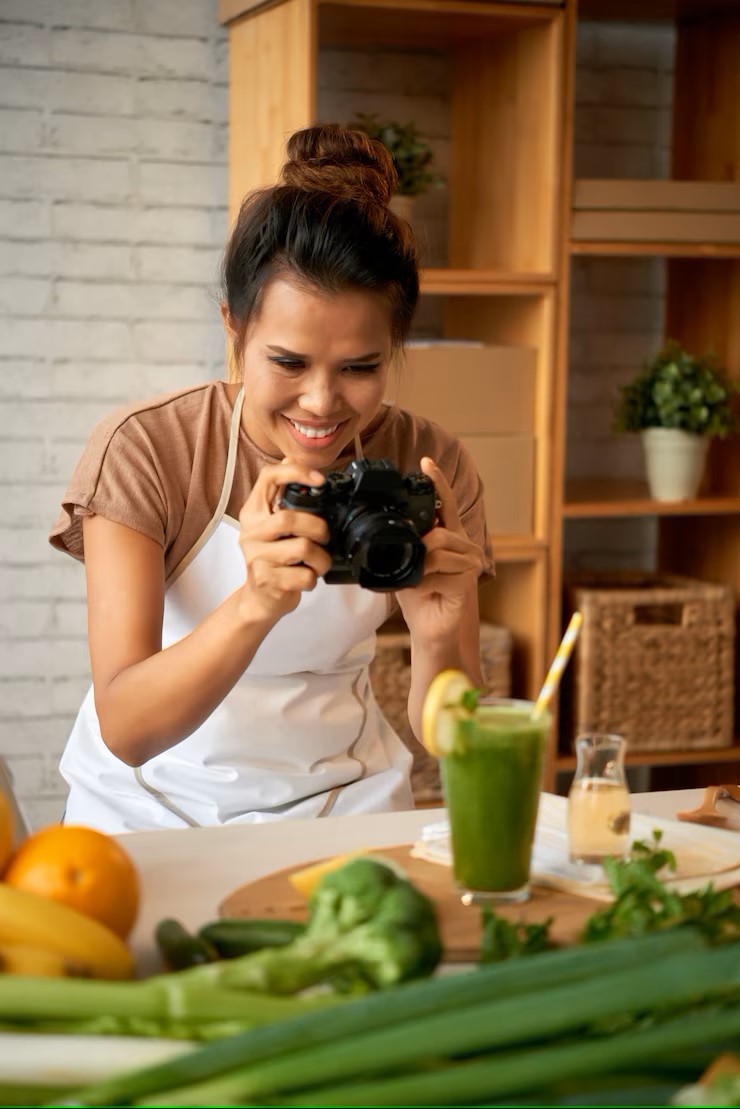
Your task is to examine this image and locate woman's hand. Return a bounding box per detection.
[397,457,486,744]
[238,459,332,623]
[395,457,484,646]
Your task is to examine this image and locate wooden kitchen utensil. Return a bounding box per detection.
[677,784,740,829]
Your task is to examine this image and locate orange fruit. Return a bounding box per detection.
[3,824,140,940]
[0,793,13,875]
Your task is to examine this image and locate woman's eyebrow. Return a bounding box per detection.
[266,345,382,361]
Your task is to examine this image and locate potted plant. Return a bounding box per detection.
[349,112,442,220]
[613,339,738,502]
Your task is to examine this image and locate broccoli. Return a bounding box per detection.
[212,856,443,995]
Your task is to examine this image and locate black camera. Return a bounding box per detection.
[279,458,437,591]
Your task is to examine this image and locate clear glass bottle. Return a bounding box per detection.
[567,733,631,864]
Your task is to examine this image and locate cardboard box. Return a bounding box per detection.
[459,434,534,536]
[571,179,740,243]
[386,343,536,436]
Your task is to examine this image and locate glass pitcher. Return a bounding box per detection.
[567,733,631,864]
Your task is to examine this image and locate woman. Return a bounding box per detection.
[49,123,493,833]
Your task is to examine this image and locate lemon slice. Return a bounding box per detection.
[421,668,476,757]
[288,851,363,898]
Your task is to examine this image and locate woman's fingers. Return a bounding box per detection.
[247,458,325,514]
[242,536,332,578]
[420,456,461,531]
[243,507,329,545]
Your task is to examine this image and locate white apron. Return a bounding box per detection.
[60,390,414,834]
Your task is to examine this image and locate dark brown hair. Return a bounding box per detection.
[220,123,420,371]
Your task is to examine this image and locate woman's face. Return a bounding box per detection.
[235,276,393,468]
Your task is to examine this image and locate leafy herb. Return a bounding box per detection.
[582,831,740,945]
[479,907,554,964]
[460,688,483,713]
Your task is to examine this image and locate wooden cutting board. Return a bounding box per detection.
[219,845,605,963]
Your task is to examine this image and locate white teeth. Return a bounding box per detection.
[289,420,339,439]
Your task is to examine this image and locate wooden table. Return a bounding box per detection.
[116,788,719,975]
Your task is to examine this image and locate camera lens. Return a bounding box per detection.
[365,540,416,579]
[346,512,425,591]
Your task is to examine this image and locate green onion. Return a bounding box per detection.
[275,1004,740,1107]
[131,938,740,1105]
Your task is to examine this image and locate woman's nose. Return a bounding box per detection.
[299,373,339,416]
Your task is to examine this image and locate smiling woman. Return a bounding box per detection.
[47,123,494,834]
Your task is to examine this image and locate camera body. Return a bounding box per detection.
[279,458,436,591]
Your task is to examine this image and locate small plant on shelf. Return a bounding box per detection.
[613,339,737,439]
[613,339,738,502]
[349,112,442,198]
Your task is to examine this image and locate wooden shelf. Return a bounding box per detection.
[489,536,547,563]
[421,269,556,296]
[220,0,562,41]
[578,0,740,22]
[563,480,740,519]
[556,744,740,773]
[570,240,740,259]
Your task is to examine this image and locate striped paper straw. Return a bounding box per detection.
[533,611,584,717]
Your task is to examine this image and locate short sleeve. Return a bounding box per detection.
[49,415,170,562]
[442,439,496,581]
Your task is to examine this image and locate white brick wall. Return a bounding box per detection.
[0,0,228,829]
[564,20,675,574]
[0,7,675,827]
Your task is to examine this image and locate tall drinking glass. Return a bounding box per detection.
[440,698,551,904]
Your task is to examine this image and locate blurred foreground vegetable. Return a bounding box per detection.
[200,855,442,994]
[42,928,740,1107]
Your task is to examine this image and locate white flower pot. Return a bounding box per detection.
[641,428,709,502]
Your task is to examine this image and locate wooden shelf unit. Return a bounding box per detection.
[219,0,740,790]
[571,240,740,258]
[556,744,740,773]
[555,2,740,785]
[564,480,740,519]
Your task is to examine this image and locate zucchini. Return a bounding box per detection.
[155,919,218,971]
[198,918,305,959]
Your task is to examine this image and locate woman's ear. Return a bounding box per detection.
[220,302,238,341]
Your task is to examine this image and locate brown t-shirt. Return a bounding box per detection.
[49,379,494,580]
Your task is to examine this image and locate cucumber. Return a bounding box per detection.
[155,918,219,971]
[197,918,306,959]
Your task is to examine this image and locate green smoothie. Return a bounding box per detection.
[440,700,549,900]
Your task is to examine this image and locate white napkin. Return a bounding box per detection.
[412,792,740,902]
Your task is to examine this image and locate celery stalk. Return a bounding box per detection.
[0,968,337,1033]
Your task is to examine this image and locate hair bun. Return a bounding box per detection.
[281,123,398,206]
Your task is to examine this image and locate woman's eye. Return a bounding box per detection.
[344,363,381,375]
[269,357,305,371]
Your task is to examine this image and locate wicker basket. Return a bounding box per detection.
[370,622,512,803]
[564,572,735,753]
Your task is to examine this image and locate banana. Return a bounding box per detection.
[0,882,135,980]
[0,942,82,978]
